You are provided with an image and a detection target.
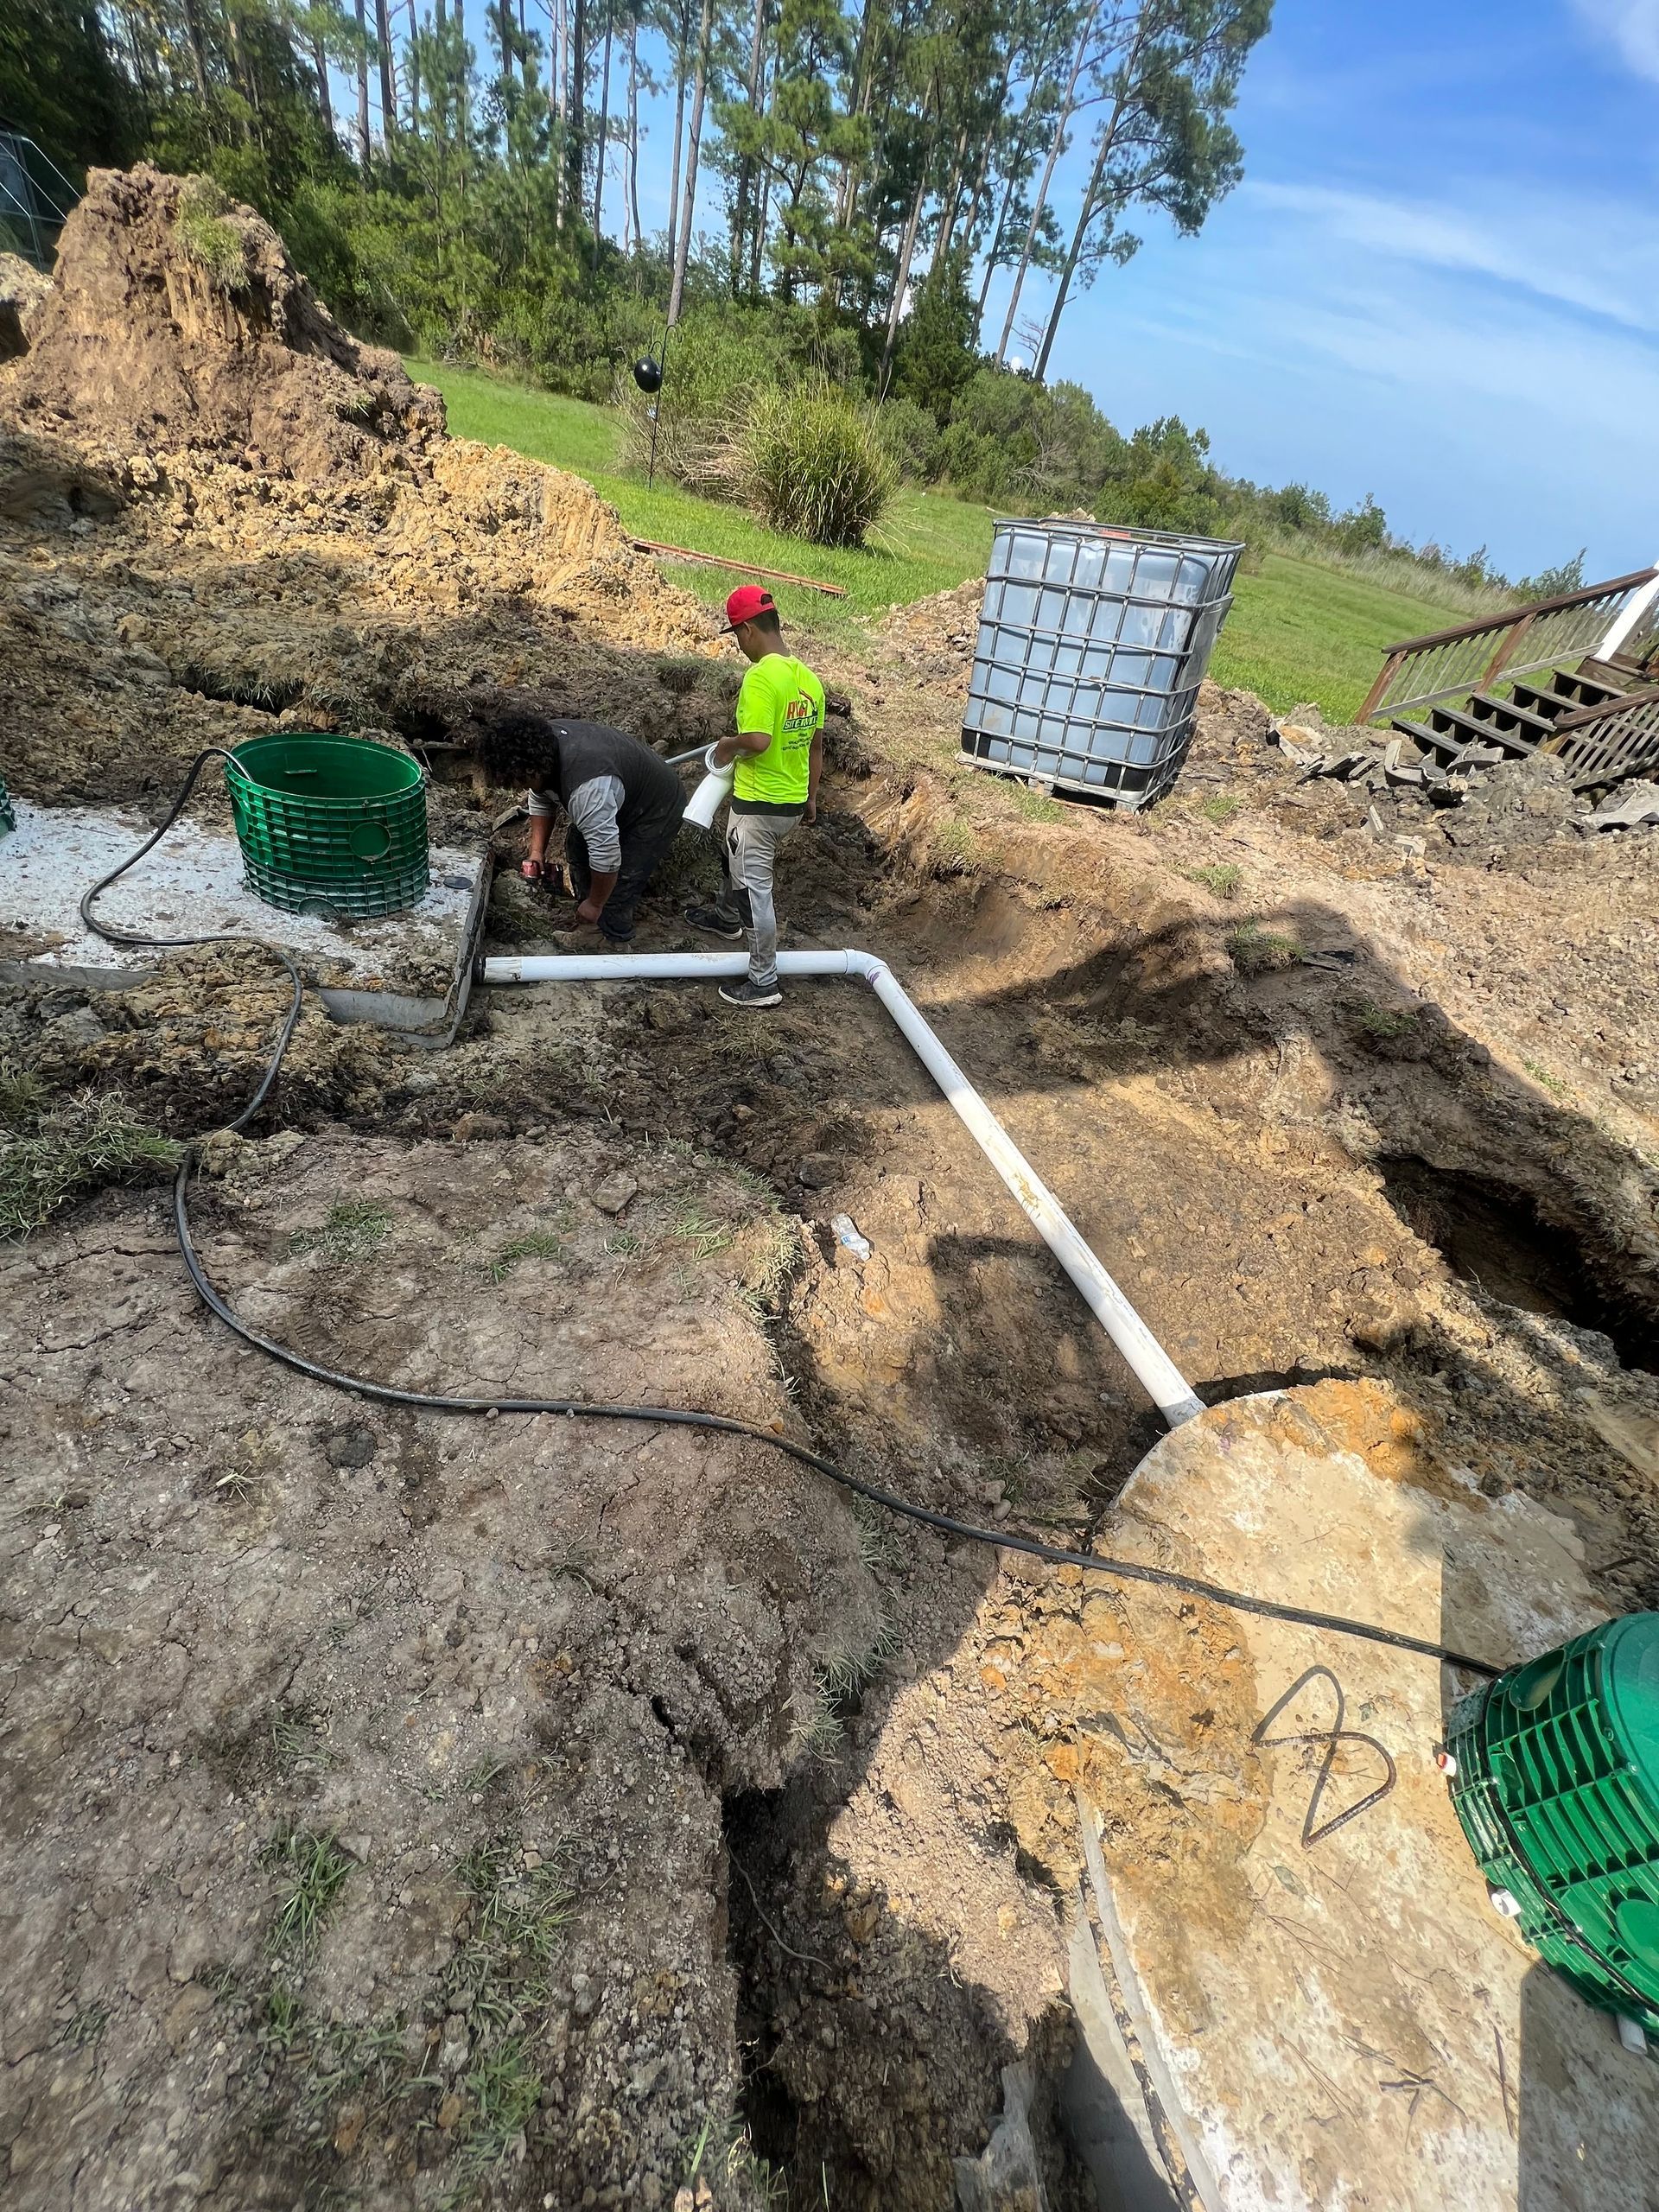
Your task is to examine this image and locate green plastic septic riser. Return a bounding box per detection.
[1446,1611,1659,2037]
[226,733,429,920]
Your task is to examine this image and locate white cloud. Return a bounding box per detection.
[1244,179,1659,336]
[1572,0,1659,81]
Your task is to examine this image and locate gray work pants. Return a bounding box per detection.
[715,808,802,987]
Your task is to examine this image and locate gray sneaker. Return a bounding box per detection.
[719,977,782,1009]
[686,905,743,941]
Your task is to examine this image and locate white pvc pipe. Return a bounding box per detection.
[480,946,1205,1427]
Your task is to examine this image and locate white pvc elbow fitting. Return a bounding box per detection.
[683,746,735,830]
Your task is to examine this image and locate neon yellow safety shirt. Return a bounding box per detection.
[731,652,825,811]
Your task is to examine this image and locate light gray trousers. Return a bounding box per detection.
[717,809,802,987]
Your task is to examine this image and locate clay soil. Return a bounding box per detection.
[4,168,1659,2212]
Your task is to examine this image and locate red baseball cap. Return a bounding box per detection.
[724,585,776,632]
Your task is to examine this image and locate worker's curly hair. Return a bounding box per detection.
[468,699,569,788]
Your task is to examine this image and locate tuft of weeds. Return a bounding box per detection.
[603,1226,642,1259]
[817,1612,901,1705]
[456,1835,575,1964]
[1523,1058,1570,1098]
[1186,861,1243,900]
[264,1826,353,1955]
[1195,790,1243,824]
[485,1224,569,1281]
[931,817,982,875]
[459,2034,543,2167]
[1353,998,1417,1040]
[56,2000,110,2050]
[0,1087,180,1241]
[264,1977,305,2049]
[1225,920,1303,976]
[671,1198,735,1262]
[789,1675,845,1766]
[0,1062,47,1124]
[1008,783,1064,823]
[289,1199,391,1263]
[174,175,248,288]
[270,1703,334,1775]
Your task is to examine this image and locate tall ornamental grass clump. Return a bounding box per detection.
[732,378,897,549]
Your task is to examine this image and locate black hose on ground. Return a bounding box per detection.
[80,756,1505,1682]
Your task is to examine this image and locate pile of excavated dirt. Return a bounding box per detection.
[0,165,722,815]
[0,253,52,362]
[4,165,443,478]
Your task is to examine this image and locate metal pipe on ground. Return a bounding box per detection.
[479,947,1206,1430]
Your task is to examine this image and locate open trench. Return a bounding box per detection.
[454,735,1659,2208]
[6,710,1658,2211]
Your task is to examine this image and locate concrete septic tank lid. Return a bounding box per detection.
[0,798,487,1034]
[1066,1380,1659,2212]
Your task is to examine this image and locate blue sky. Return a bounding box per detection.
[989,0,1659,582]
[365,0,1658,583]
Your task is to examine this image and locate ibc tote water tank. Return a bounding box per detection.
[959,518,1243,810]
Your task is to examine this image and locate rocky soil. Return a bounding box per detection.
[3,168,1659,2212]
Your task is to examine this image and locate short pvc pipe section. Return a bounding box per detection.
[480,947,1205,1430]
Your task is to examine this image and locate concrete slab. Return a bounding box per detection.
[1076,1379,1659,2212]
[0,798,487,1035]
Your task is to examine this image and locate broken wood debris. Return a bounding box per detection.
[1271,722,1652,832]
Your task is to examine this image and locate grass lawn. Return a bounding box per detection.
[409,358,1452,721]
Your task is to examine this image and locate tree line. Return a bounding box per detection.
[5,0,1270,385]
[4,0,1576,596]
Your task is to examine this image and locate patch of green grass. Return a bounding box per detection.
[1186,861,1243,899]
[56,2000,110,2050]
[1194,791,1243,824]
[289,1199,392,1263]
[0,1087,180,1240]
[0,1063,47,1124]
[1007,782,1065,822]
[270,1704,334,1773]
[1523,1058,1570,1098]
[671,1198,735,1262]
[1353,998,1418,1040]
[485,1215,571,1281]
[1210,550,1462,721]
[457,1836,575,1966]
[264,1826,353,1954]
[459,2033,544,2167]
[264,1977,304,2048]
[174,175,247,289]
[603,1227,643,1258]
[1226,920,1305,976]
[931,817,982,874]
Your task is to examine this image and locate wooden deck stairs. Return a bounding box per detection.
[1361,565,1659,793]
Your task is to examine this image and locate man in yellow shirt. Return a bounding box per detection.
[687,586,825,1008]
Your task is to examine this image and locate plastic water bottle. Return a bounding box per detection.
[830,1214,871,1262]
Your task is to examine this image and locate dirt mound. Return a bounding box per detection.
[0,165,721,810]
[881,578,982,680]
[5,165,442,479]
[0,252,52,361]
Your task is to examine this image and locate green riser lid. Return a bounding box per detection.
[226,733,429,899]
[1447,1612,1659,2032]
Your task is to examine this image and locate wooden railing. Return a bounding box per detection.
[1548,685,1659,791]
[1358,565,1659,724]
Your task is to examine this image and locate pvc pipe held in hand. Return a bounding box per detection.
[479,945,1205,1430]
[683,751,735,830]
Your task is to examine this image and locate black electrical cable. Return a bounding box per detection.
[80,758,1505,1682]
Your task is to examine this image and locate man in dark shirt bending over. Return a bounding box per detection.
[474,705,685,945]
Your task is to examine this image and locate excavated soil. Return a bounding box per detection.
[4,168,1659,2212]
